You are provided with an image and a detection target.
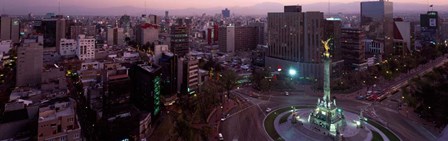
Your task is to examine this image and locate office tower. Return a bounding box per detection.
[361,0,393,56]
[76,35,95,60]
[38,98,81,141]
[177,57,199,95]
[266,5,324,79]
[0,15,11,40]
[59,38,77,56]
[119,15,131,32]
[324,18,342,61]
[0,16,20,43]
[136,23,159,45]
[219,26,258,53]
[130,63,162,117]
[41,19,57,49]
[16,42,43,87]
[159,52,178,96]
[341,28,366,70]
[249,22,267,45]
[222,8,231,18]
[107,27,125,46]
[420,11,439,44]
[393,18,411,55]
[170,24,189,57]
[207,24,219,45]
[165,11,169,20]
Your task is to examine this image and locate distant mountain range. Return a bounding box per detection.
[3,2,448,16]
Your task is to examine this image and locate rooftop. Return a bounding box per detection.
[39,97,75,122]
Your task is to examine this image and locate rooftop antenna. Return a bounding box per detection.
[145,0,147,14]
[58,0,61,15]
[328,0,331,17]
[1,0,5,14]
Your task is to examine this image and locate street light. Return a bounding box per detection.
[289,68,297,76]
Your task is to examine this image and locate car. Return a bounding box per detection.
[221,117,226,121]
[285,91,289,96]
[266,108,272,113]
[356,95,366,100]
[218,133,224,141]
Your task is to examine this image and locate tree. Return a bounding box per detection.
[218,69,240,99]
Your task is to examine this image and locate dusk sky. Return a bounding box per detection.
[2,0,447,9]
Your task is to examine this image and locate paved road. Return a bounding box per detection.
[219,55,447,141]
[221,87,437,141]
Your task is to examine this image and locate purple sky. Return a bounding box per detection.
[2,0,447,9]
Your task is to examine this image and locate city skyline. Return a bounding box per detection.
[1,0,448,16]
[1,0,447,9]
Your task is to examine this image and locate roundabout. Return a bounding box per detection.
[263,106,400,141]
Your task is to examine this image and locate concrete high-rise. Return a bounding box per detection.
[341,28,366,70]
[0,15,12,41]
[170,24,189,57]
[41,15,66,51]
[266,5,324,80]
[76,35,95,60]
[107,27,125,46]
[136,23,159,45]
[222,8,230,18]
[0,15,19,43]
[361,0,394,56]
[219,26,258,53]
[16,42,43,87]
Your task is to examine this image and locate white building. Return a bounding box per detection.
[364,39,384,55]
[76,35,95,60]
[59,39,77,56]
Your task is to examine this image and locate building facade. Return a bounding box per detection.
[171,25,189,57]
[222,8,230,18]
[16,42,43,87]
[59,39,77,56]
[341,28,366,69]
[266,5,325,80]
[76,35,95,60]
[38,98,81,141]
[219,26,258,53]
[130,63,162,117]
[361,0,394,56]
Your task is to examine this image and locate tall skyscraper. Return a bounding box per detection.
[16,42,43,87]
[41,15,66,52]
[0,15,19,43]
[361,0,393,56]
[420,11,440,44]
[341,28,366,70]
[222,8,230,18]
[0,15,12,41]
[170,24,189,57]
[266,5,324,79]
[130,63,162,117]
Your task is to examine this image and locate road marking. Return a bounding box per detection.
[227,104,259,118]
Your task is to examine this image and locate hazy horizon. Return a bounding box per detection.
[1,0,447,16]
[1,0,447,10]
